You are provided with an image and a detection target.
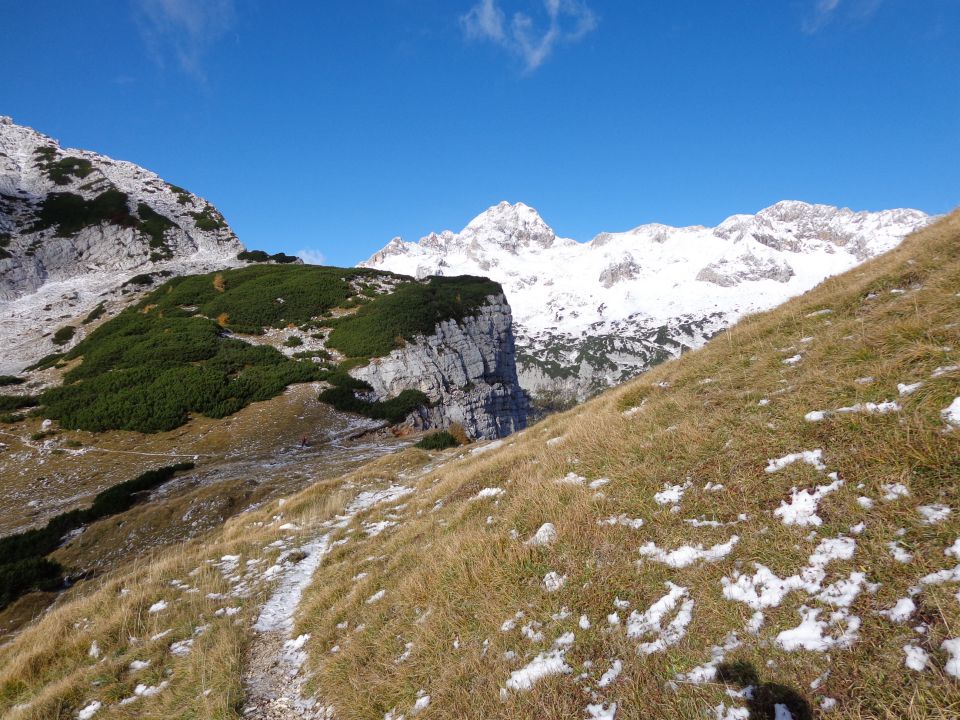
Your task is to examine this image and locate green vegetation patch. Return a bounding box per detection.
[319,384,428,424]
[0,375,24,386]
[25,352,65,372]
[37,266,499,432]
[82,302,106,324]
[415,430,459,450]
[0,463,194,609]
[137,202,178,259]
[190,205,228,231]
[143,264,369,334]
[31,189,136,237]
[166,182,192,205]
[45,156,94,185]
[41,312,320,433]
[0,394,38,413]
[52,325,75,346]
[326,275,501,357]
[238,249,301,264]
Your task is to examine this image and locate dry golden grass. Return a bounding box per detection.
[291,210,960,719]
[0,449,432,719]
[1,210,959,718]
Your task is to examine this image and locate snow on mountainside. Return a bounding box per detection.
[362,200,931,401]
[0,116,244,374]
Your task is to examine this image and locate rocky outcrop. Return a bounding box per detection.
[350,293,529,439]
[0,117,244,374]
[0,117,242,301]
[598,257,641,288]
[696,252,794,287]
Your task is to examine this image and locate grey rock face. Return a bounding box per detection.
[695,253,795,287]
[0,117,243,301]
[598,257,641,288]
[351,294,529,439]
[0,118,245,374]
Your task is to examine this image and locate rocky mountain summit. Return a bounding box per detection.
[362,200,931,401]
[0,116,242,373]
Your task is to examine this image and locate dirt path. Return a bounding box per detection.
[241,483,417,718]
[242,535,334,719]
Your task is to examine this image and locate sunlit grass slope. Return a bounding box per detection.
[295,209,960,719]
[1,209,958,719]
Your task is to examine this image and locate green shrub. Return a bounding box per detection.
[0,375,24,386]
[284,336,303,347]
[238,249,270,262]
[326,275,500,358]
[239,250,302,265]
[82,302,106,324]
[136,203,177,258]
[52,325,75,346]
[415,431,459,450]
[138,265,372,334]
[318,385,427,424]
[0,395,38,412]
[0,463,193,609]
[25,352,65,371]
[122,273,156,287]
[32,189,136,237]
[87,462,194,517]
[190,206,227,231]
[166,183,192,205]
[45,156,94,185]
[0,558,63,607]
[41,306,323,432]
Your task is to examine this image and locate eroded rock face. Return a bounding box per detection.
[0,117,244,374]
[0,117,242,301]
[599,257,641,288]
[351,294,529,439]
[696,253,795,287]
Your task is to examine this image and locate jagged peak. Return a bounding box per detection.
[459,200,558,251]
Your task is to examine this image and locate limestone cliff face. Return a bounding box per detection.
[350,294,529,439]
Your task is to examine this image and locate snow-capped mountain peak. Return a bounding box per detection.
[362,199,931,401]
[461,200,558,251]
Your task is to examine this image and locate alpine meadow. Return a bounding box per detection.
[1,3,958,719]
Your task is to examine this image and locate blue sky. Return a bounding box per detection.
[4,1,958,266]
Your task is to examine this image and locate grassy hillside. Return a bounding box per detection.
[30,266,501,433]
[0,211,958,719]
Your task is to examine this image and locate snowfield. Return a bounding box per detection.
[361,200,929,396]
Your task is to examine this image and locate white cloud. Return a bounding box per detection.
[804,0,843,32]
[135,0,235,80]
[461,0,597,72]
[803,0,881,34]
[296,249,327,265]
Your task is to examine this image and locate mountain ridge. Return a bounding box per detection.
[362,199,931,403]
[0,116,244,374]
